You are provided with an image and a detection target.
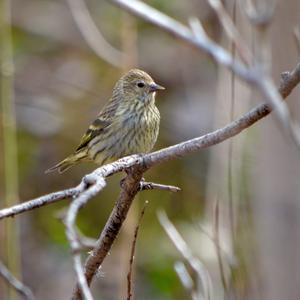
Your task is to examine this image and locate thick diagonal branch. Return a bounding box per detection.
[72,165,144,299]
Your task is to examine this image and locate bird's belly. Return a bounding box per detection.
[127,121,158,154]
[88,107,160,165]
[120,110,159,155]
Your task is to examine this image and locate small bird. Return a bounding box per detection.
[46,69,164,173]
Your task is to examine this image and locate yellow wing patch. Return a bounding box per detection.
[75,118,110,152]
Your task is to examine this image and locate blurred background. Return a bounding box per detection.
[0,0,300,299]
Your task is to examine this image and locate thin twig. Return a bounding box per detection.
[0,185,85,220]
[140,181,181,192]
[0,261,35,300]
[110,0,252,80]
[65,175,106,300]
[127,201,148,300]
[67,0,125,67]
[0,155,141,220]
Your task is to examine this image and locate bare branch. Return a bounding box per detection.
[65,175,106,300]
[0,155,141,220]
[127,201,148,300]
[158,211,213,300]
[110,0,253,80]
[0,261,35,300]
[144,64,300,168]
[0,185,83,219]
[72,255,93,300]
[67,0,125,67]
[139,181,181,192]
[72,165,144,299]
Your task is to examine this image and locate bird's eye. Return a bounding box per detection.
[137,82,145,88]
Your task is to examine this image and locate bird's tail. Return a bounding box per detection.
[45,152,87,174]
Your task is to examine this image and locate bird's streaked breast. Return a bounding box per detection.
[88,100,160,164]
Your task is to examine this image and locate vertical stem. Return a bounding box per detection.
[0,0,21,299]
[256,24,271,73]
[213,198,228,292]
[121,11,138,70]
[228,0,237,253]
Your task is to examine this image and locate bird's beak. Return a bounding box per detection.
[149,82,165,93]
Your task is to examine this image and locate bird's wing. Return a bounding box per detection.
[75,93,121,152]
[75,117,111,152]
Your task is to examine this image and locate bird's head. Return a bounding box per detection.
[116,69,165,104]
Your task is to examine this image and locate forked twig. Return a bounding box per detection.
[140,181,181,192]
[65,175,106,300]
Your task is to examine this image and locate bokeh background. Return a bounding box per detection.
[0,0,300,299]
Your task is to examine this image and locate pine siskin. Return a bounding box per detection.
[46,69,164,173]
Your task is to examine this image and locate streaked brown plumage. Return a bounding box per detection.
[46,69,164,173]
